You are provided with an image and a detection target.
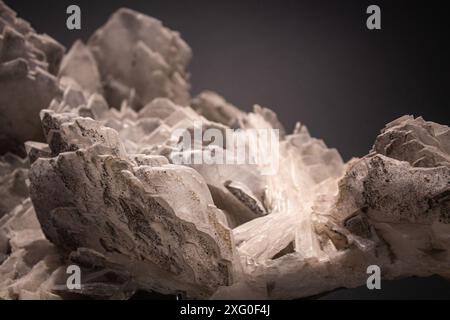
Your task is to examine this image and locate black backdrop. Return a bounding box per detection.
[5,0,450,299]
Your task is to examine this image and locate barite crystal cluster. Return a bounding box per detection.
[0,1,449,299]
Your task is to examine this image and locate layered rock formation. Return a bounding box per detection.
[59,8,191,109]
[0,1,449,299]
[0,1,64,155]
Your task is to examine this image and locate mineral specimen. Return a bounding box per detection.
[0,1,64,155]
[61,8,192,110]
[0,0,449,300]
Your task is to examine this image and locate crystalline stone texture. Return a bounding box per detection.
[0,1,449,299]
[61,8,192,110]
[0,1,64,155]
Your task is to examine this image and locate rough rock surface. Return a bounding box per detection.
[0,0,449,300]
[29,109,236,299]
[0,153,28,218]
[58,40,103,95]
[60,8,191,110]
[0,1,64,154]
[0,199,64,299]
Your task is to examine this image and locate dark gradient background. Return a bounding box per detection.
[4,0,450,299]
